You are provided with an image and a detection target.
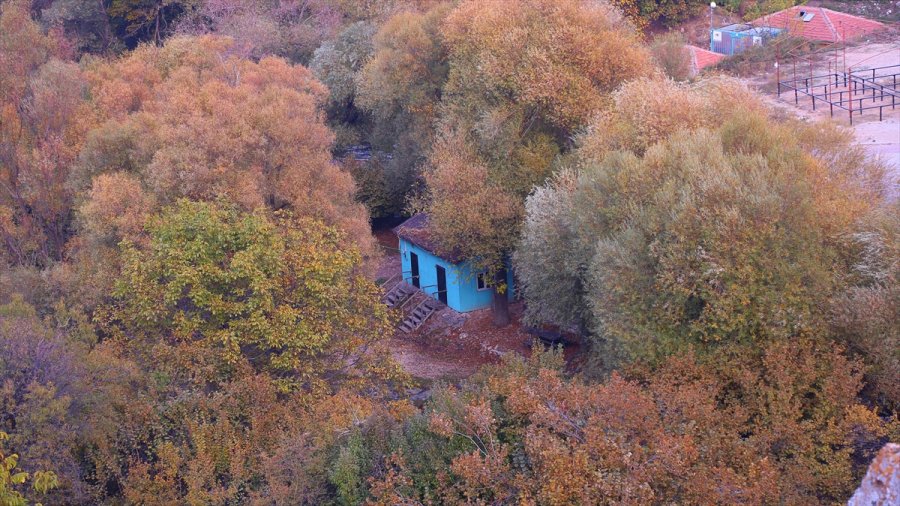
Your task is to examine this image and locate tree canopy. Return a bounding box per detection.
[0,1,896,504]
[515,78,886,367]
[105,199,400,393]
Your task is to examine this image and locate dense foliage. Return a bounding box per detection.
[513,78,889,372]
[340,347,897,505]
[0,0,896,504]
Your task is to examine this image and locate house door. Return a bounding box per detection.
[409,252,420,288]
[435,265,448,305]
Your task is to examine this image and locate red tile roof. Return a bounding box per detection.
[687,45,725,75]
[751,6,885,43]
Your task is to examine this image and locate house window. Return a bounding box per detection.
[476,272,489,291]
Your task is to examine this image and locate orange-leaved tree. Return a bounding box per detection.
[424,0,654,325]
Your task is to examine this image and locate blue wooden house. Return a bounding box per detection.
[393,214,514,313]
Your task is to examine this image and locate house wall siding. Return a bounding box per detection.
[398,238,514,313]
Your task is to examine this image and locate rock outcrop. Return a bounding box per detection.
[849,443,899,506]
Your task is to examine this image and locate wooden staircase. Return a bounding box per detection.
[381,274,445,333]
[382,280,415,309]
[398,296,442,333]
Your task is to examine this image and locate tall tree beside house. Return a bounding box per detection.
[354,2,451,213]
[515,78,888,371]
[424,0,653,325]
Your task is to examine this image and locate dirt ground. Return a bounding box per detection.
[389,301,584,383]
[389,302,531,382]
[373,226,581,383]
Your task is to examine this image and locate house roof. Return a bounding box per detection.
[687,45,725,75]
[393,214,465,264]
[751,6,885,43]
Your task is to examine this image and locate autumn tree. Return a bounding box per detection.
[40,0,119,54]
[831,201,900,411]
[515,78,887,368]
[342,343,898,504]
[104,199,400,392]
[0,295,132,504]
[355,2,451,210]
[651,31,693,81]
[85,200,405,503]
[175,0,352,64]
[424,0,652,325]
[69,35,377,307]
[0,0,89,267]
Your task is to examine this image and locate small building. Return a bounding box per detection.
[710,23,783,55]
[751,6,885,43]
[393,214,514,313]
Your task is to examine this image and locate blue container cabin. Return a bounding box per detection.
[394,214,514,313]
[710,24,783,56]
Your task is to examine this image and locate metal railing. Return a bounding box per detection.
[418,284,448,304]
[777,64,899,124]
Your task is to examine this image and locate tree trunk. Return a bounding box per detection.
[491,270,510,327]
[154,3,161,46]
[100,0,113,54]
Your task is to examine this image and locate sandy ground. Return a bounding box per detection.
[744,40,900,197]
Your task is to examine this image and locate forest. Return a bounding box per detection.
[0,0,898,504]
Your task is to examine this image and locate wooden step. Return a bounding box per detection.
[398,297,441,333]
[382,281,414,308]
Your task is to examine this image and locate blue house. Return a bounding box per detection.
[393,214,514,313]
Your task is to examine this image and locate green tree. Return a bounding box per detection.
[0,432,58,506]
[106,199,400,393]
[638,0,705,27]
[310,20,377,146]
[515,79,887,368]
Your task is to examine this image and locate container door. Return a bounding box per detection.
[435,265,448,305]
[410,252,420,288]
